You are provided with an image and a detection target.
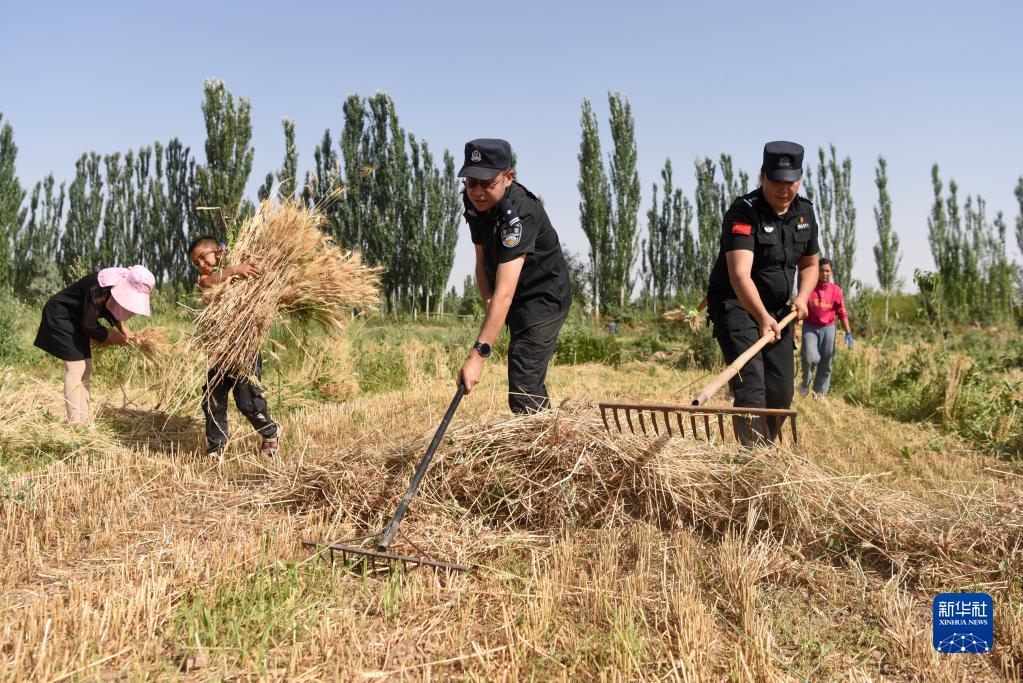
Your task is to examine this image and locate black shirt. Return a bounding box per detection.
[706,188,820,314]
[34,272,118,361]
[465,181,571,332]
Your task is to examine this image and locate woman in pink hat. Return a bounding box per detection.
[34,265,155,423]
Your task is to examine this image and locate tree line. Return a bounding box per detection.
[576,92,1022,323]
[0,81,461,313]
[2,85,1022,324]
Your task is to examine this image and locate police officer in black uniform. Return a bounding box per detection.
[456,139,572,413]
[705,141,820,443]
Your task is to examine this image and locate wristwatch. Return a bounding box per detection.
[473,341,492,358]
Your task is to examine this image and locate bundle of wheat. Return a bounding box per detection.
[186,200,382,394]
[92,326,171,363]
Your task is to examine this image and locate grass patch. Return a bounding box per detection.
[167,557,338,673]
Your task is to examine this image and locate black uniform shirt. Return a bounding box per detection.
[706,188,820,314]
[465,181,571,332]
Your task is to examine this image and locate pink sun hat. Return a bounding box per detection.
[97,265,156,316]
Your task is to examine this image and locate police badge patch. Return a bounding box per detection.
[501,216,522,248]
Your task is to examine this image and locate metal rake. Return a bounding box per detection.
[599,311,799,444]
[304,385,469,574]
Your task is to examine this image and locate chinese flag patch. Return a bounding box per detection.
[731,222,752,235]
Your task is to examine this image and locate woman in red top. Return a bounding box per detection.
[797,259,853,397]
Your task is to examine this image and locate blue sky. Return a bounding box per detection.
[4,1,1022,292]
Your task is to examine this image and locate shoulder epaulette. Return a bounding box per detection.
[739,190,760,208]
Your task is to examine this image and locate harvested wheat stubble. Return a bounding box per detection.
[185,199,382,398]
[267,403,1022,580]
[97,404,202,454]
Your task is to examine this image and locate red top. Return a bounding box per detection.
[806,281,847,327]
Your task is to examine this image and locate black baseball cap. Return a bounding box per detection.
[763,141,804,182]
[458,138,512,180]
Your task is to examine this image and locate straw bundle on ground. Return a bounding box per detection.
[263,403,1022,581]
[188,200,382,390]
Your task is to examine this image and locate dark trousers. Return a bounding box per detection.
[202,353,278,453]
[507,311,569,414]
[712,305,794,443]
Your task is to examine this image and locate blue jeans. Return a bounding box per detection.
[801,324,836,396]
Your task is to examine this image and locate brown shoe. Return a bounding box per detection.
[260,435,279,457]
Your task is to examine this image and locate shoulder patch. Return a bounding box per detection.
[501,215,522,247]
[731,222,752,236]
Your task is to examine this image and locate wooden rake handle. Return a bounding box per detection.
[691,311,798,406]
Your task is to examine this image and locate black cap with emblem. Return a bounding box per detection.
[458,138,512,180]
[762,141,804,182]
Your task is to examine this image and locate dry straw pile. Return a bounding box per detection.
[187,200,382,392]
[267,403,1022,583]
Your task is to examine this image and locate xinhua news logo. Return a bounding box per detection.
[933,593,993,653]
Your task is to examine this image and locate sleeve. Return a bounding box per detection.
[496,197,537,263]
[804,210,821,257]
[834,286,848,321]
[463,193,483,245]
[720,201,756,253]
[80,288,110,342]
[467,217,482,245]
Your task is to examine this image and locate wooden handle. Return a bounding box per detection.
[692,311,798,406]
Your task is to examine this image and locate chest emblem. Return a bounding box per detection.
[763,224,775,234]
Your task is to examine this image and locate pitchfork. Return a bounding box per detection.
[303,385,469,574]
[600,311,799,444]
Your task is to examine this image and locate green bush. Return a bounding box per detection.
[623,321,720,370]
[833,343,1022,457]
[670,325,720,371]
[554,325,621,366]
[352,342,408,394]
[0,291,36,366]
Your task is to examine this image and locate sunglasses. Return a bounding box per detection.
[464,174,506,190]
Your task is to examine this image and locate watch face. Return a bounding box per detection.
[475,342,491,357]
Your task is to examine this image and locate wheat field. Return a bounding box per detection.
[1,349,1021,681]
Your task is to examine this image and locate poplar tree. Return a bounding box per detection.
[164,138,196,289]
[605,91,640,311]
[1015,176,1023,259]
[693,157,721,289]
[717,153,748,209]
[258,117,299,202]
[811,145,856,285]
[62,152,104,280]
[677,192,696,295]
[13,175,64,297]
[0,114,26,290]
[406,138,460,314]
[306,93,460,313]
[194,79,254,239]
[872,156,901,313]
[644,158,684,310]
[338,94,370,251]
[98,152,132,267]
[990,210,1014,320]
[577,97,609,315]
[137,145,168,285]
